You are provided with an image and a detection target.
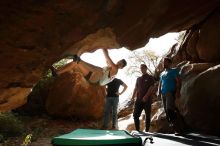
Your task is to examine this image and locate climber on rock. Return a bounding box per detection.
[50,48,127,86]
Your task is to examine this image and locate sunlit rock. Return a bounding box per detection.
[150,108,171,133]
[0,87,31,111]
[1,0,220,111]
[1,0,220,136]
[46,64,105,119]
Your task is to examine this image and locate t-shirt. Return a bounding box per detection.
[106,78,124,97]
[99,67,115,86]
[135,74,155,102]
[160,68,179,94]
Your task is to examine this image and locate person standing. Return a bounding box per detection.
[102,78,127,130]
[132,64,155,132]
[158,57,181,127]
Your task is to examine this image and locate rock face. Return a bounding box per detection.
[177,64,220,135]
[152,8,220,135]
[45,64,105,119]
[164,8,220,135]
[152,7,220,134]
[153,15,220,134]
[1,0,220,111]
[196,10,220,61]
[1,0,220,134]
[151,107,170,133]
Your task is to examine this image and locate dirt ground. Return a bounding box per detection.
[1,115,102,146]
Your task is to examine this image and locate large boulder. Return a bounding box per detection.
[1,0,220,111]
[45,64,105,119]
[197,9,220,61]
[177,64,220,135]
[150,107,170,133]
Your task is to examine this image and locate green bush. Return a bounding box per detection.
[17,59,69,115]
[0,112,24,137]
[30,58,68,97]
[0,134,3,142]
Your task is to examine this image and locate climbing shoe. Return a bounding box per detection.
[72,54,81,63]
[66,54,81,63]
[49,66,58,77]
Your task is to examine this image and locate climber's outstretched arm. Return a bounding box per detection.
[102,49,116,67]
[102,49,117,74]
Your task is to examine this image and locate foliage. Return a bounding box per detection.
[126,32,185,77]
[47,58,69,77]
[0,112,24,138]
[0,134,3,142]
[21,134,32,146]
[20,126,44,146]
[30,127,44,142]
[126,49,159,77]
[176,31,186,43]
[31,58,68,94]
[27,59,68,105]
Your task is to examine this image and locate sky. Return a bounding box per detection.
[81,33,179,106]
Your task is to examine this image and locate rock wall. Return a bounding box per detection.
[171,9,220,134]
[153,7,220,135]
[45,64,105,119]
[177,65,220,135]
[1,1,220,127]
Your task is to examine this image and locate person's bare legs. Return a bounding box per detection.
[77,60,104,83]
[50,58,104,84]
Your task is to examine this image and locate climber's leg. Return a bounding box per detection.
[77,59,103,83]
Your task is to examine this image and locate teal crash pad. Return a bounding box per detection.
[52,129,142,146]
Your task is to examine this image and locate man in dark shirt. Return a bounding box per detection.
[102,78,127,130]
[132,64,155,132]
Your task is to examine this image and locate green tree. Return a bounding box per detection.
[126,49,159,77]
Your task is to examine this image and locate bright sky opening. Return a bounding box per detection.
[81,33,179,106]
